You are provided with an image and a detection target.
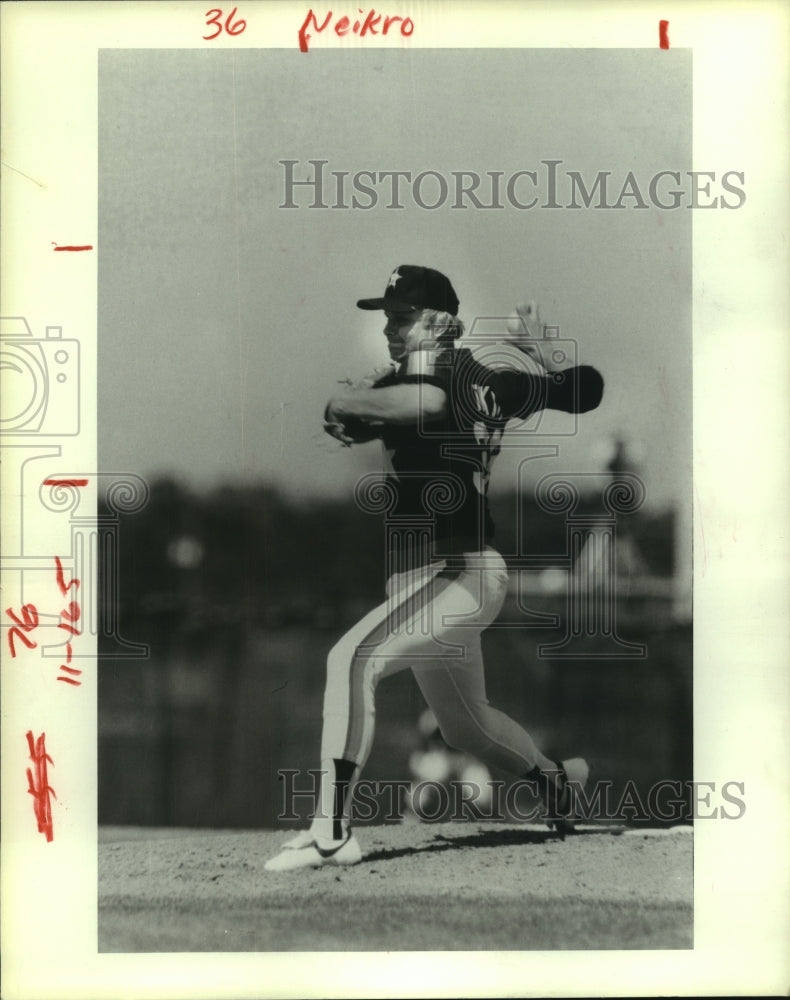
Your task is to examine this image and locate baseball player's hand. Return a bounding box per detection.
[323,418,382,446]
[323,417,356,447]
[505,301,551,371]
[322,363,395,445]
[324,396,385,447]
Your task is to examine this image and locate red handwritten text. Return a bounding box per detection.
[659,20,670,49]
[52,244,94,252]
[54,556,82,686]
[55,555,79,597]
[26,731,55,842]
[4,560,83,683]
[5,604,39,657]
[44,479,89,488]
[204,7,246,40]
[299,8,414,53]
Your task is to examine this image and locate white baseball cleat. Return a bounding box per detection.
[264,829,362,873]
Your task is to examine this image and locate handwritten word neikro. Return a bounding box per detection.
[299,8,414,52]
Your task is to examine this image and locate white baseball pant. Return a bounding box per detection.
[312,547,553,837]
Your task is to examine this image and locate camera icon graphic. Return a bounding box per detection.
[0,317,80,436]
[465,317,580,437]
[465,315,578,372]
[409,315,580,440]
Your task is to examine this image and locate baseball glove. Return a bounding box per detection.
[323,363,396,446]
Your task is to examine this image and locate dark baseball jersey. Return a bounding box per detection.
[374,346,603,569]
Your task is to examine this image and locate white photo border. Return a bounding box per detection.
[1,1,788,997]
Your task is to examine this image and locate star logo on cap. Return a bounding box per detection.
[387,269,401,288]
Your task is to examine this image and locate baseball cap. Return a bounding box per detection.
[357,265,460,316]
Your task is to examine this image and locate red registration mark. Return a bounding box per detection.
[26,732,55,842]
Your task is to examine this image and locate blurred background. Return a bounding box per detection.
[98,48,692,829]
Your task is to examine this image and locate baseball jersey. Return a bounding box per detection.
[373,346,604,570]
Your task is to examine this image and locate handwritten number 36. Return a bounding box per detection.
[204,7,246,40]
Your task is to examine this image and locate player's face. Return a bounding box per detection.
[383,307,425,361]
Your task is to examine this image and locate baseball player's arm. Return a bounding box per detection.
[490,365,604,419]
[496,299,604,415]
[326,383,447,427]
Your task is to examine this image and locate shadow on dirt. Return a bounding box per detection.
[363,824,625,863]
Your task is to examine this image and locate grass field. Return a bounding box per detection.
[99,822,692,952]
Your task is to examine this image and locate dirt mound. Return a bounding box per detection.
[99,822,692,952]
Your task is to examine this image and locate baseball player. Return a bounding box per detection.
[265,265,604,872]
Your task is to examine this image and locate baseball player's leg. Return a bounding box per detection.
[265,549,582,871]
[409,550,589,827]
[313,548,534,832]
[413,658,588,832]
[266,561,465,871]
[311,559,469,842]
[412,654,557,776]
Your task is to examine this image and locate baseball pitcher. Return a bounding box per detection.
[266,265,604,872]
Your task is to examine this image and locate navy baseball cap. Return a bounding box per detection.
[357,265,460,316]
